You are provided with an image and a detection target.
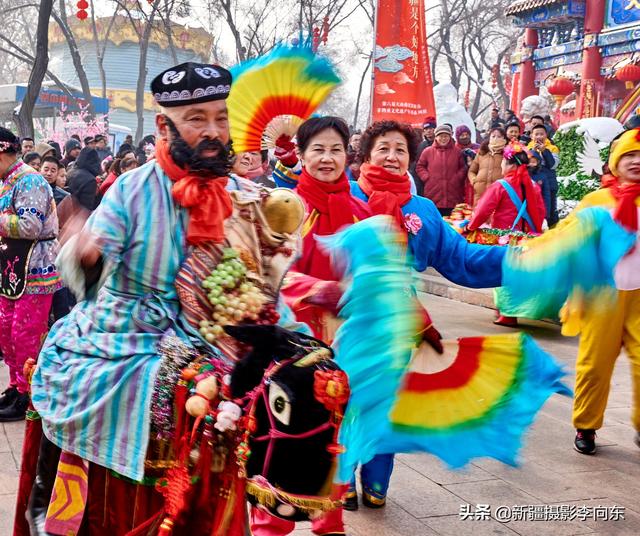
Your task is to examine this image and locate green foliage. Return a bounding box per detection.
[553,127,601,201]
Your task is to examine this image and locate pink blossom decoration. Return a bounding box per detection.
[503,141,524,161]
[404,213,423,235]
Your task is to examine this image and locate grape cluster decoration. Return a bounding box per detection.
[199,248,267,342]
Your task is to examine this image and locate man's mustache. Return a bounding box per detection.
[164,116,233,176]
[193,139,226,156]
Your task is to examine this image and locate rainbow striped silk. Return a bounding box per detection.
[379,334,571,468]
[228,44,341,153]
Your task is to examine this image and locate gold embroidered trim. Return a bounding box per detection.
[7,215,19,238]
[246,480,341,513]
[363,491,386,505]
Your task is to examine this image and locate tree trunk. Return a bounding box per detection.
[353,53,371,129]
[221,0,245,62]
[135,8,157,143]
[55,0,96,117]
[163,0,179,64]
[15,0,53,137]
[89,0,116,100]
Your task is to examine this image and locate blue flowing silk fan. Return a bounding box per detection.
[501,206,636,321]
[318,216,419,483]
[321,217,572,479]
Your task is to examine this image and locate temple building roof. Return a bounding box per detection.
[505,0,565,16]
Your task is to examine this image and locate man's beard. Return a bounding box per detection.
[165,117,234,177]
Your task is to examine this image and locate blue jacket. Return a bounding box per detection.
[533,148,558,190]
[350,182,505,288]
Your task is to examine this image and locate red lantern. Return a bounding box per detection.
[490,64,499,89]
[312,27,321,52]
[322,15,329,45]
[616,64,640,90]
[76,0,88,20]
[546,77,574,106]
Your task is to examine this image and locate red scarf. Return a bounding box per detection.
[296,167,355,231]
[505,164,545,233]
[357,163,412,228]
[602,174,640,231]
[295,168,359,280]
[155,137,232,245]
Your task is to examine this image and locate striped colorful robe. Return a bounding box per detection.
[31,161,306,482]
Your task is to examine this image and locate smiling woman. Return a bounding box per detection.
[276,116,371,534]
[284,117,371,335]
[296,116,349,183]
[292,117,370,294]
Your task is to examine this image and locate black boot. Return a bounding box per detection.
[0,386,18,409]
[343,491,358,511]
[574,429,597,455]
[0,391,28,421]
[26,434,61,536]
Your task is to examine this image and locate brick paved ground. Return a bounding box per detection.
[2,293,640,535]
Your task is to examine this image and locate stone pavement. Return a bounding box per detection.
[2,294,640,535]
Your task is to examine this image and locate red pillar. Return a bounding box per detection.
[516,28,538,113]
[577,0,605,117]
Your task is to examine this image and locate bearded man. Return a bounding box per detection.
[18,62,309,536]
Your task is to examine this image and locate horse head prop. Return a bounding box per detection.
[226,324,349,521]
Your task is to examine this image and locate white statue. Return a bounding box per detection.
[433,82,476,135]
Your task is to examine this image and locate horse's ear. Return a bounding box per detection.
[226,324,290,398]
[225,324,283,346]
[226,324,333,398]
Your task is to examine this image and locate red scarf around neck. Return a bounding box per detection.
[504,164,545,233]
[294,167,359,280]
[155,137,232,245]
[357,163,412,228]
[602,174,640,232]
[296,167,355,231]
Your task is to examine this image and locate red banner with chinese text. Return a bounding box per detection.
[371,0,436,127]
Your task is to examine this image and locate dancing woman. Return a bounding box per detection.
[349,120,505,509]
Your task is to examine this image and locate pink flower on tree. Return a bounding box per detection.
[404,213,423,235]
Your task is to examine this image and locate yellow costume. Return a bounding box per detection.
[562,129,640,433]
[564,188,640,431]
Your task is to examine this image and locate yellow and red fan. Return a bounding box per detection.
[377,333,571,468]
[228,45,341,153]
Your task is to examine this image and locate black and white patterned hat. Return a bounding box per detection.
[150,62,232,108]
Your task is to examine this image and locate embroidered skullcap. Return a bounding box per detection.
[151,62,232,108]
[0,127,20,154]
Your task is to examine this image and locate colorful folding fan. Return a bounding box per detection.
[228,45,341,153]
[318,216,419,483]
[501,206,635,331]
[321,218,571,482]
[378,334,571,468]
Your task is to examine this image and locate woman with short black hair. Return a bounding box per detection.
[265,116,371,536]
[22,151,41,171]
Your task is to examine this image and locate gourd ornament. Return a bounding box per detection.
[185,376,219,417]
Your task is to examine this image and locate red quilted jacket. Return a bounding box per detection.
[415,140,467,209]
